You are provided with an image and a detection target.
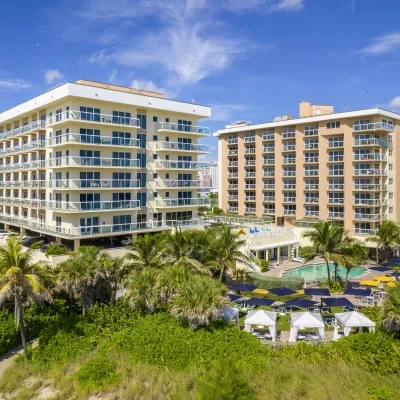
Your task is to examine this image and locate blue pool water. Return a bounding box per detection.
[282,263,366,282]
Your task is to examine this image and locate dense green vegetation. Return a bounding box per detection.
[247,272,304,290]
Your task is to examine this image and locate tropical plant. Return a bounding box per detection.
[0,235,53,360]
[103,256,130,302]
[57,246,109,315]
[209,192,218,211]
[208,225,251,281]
[366,220,400,262]
[45,243,69,256]
[128,267,159,313]
[126,234,166,271]
[381,283,400,333]
[170,275,227,329]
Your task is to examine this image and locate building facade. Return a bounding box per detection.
[209,161,219,192]
[215,102,400,237]
[0,80,211,249]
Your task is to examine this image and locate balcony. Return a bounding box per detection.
[305,211,319,217]
[353,184,380,191]
[245,160,256,166]
[328,141,344,148]
[328,212,344,219]
[328,184,344,191]
[155,141,211,153]
[353,153,383,161]
[47,110,140,129]
[228,161,239,167]
[0,140,45,156]
[354,213,380,221]
[304,198,319,204]
[283,171,296,177]
[282,158,296,164]
[245,148,256,154]
[228,195,238,201]
[353,122,394,132]
[263,196,275,202]
[353,169,386,176]
[262,134,275,141]
[304,170,319,177]
[328,170,344,177]
[283,198,296,203]
[282,132,296,139]
[0,160,46,172]
[244,136,256,143]
[354,228,378,236]
[263,184,275,189]
[245,184,256,190]
[245,196,256,202]
[245,172,256,178]
[328,155,344,162]
[156,198,210,208]
[283,145,296,151]
[263,209,275,215]
[353,138,387,147]
[47,200,140,213]
[245,207,256,213]
[283,209,296,216]
[283,184,296,190]
[227,138,238,145]
[354,198,380,206]
[304,184,319,190]
[228,173,238,178]
[263,147,275,153]
[0,198,46,208]
[47,134,140,148]
[228,150,238,155]
[304,143,319,150]
[304,157,319,163]
[155,160,209,170]
[156,180,211,189]
[49,179,140,190]
[228,207,238,213]
[0,120,46,141]
[263,159,275,165]
[303,128,319,137]
[328,198,344,205]
[48,157,140,169]
[228,184,238,189]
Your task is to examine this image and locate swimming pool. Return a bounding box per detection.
[282,263,366,282]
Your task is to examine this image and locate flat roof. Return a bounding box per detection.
[0,81,211,124]
[213,107,400,136]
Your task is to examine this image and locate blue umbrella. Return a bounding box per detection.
[322,297,354,308]
[304,288,331,297]
[243,298,275,307]
[231,283,258,292]
[285,298,318,308]
[381,260,400,267]
[369,266,392,272]
[391,272,400,278]
[228,293,242,302]
[344,288,372,297]
[268,287,297,297]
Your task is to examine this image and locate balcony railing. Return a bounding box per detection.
[245,160,256,166]
[245,172,256,178]
[328,141,344,148]
[283,209,296,215]
[304,143,319,150]
[328,155,344,162]
[328,212,344,219]
[245,184,256,189]
[228,150,238,155]
[262,134,275,141]
[328,198,344,204]
[155,160,209,170]
[0,141,45,156]
[227,138,238,145]
[49,179,140,190]
[354,198,380,206]
[228,173,238,178]
[228,195,238,201]
[354,228,378,235]
[353,169,386,176]
[245,207,256,213]
[155,141,210,152]
[283,184,296,189]
[156,180,211,189]
[156,198,211,207]
[156,122,210,135]
[0,198,46,208]
[245,196,256,202]
[263,147,275,153]
[47,157,140,168]
[47,134,140,147]
[228,161,239,167]
[245,148,256,154]
[282,158,296,164]
[0,120,46,141]
[304,198,319,204]
[304,170,319,176]
[353,184,380,191]
[47,200,140,212]
[353,138,387,147]
[283,171,296,177]
[283,198,296,203]
[0,160,46,172]
[353,122,394,132]
[263,209,275,215]
[353,154,383,161]
[283,145,296,151]
[354,213,380,221]
[263,196,275,202]
[282,132,296,139]
[304,157,319,163]
[47,110,140,128]
[244,136,256,143]
[228,207,238,212]
[328,170,344,176]
[328,184,344,190]
[305,211,319,217]
[228,184,238,189]
[304,184,319,190]
[263,159,275,165]
[263,184,275,189]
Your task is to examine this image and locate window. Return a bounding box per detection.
[80,171,101,188]
[166,211,192,222]
[178,119,192,132]
[389,207,394,214]
[80,193,101,210]
[153,154,158,160]
[327,121,340,129]
[137,172,146,188]
[137,133,146,149]
[80,128,100,144]
[389,178,393,185]
[304,125,319,136]
[166,118,170,123]
[137,192,147,207]
[113,215,132,232]
[389,192,393,199]
[137,114,147,129]
[154,192,158,198]
[153,135,158,141]
[153,173,158,179]
[138,153,146,168]
[113,111,131,125]
[80,107,100,122]
[389,135,393,142]
[389,164,393,170]
[153,116,158,122]
[389,150,393,156]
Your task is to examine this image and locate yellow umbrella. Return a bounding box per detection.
[360,280,381,287]
[386,282,398,288]
[253,288,269,295]
[296,289,304,294]
[374,276,395,282]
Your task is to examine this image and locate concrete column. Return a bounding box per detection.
[56,237,62,244]
[296,244,299,258]
[20,227,25,235]
[277,246,280,264]
[73,238,80,251]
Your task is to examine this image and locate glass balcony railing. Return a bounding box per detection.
[156,141,210,152]
[47,134,140,147]
[263,147,275,153]
[353,169,386,176]
[328,198,344,204]
[156,180,211,189]
[228,195,239,201]
[47,157,140,168]
[305,211,319,217]
[354,198,380,206]
[0,141,45,156]
[304,143,319,150]
[228,173,238,178]
[304,184,319,190]
[328,184,344,190]
[353,122,394,132]
[0,121,46,141]
[49,179,140,189]
[263,184,275,189]
[283,184,296,189]
[156,198,211,207]
[304,198,319,204]
[353,138,387,147]
[228,161,239,167]
[156,122,210,135]
[263,197,275,202]
[245,196,256,202]
[328,156,344,162]
[353,184,380,191]
[156,160,209,170]
[283,198,296,203]
[304,157,319,163]
[228,207,238,212]
[328,212,344,219]
[328,141,344,148]
[354,228,378,235]
[228,184,238,189]
[47,200,140,212]
[283,209,296,215]
[353,153,383,161]
[354,213,380,221]
[263,209,275,215]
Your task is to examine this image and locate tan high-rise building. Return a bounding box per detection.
[0,80,211,249]
[214,101,400,237]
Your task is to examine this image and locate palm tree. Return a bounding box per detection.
[126,234,166,270]
[208,225,251,281]
[302,222,346,287]
[103,255,130,302]
[381,283,400,333]
[0,235,53,361]
[128,267,159,313]
[366,220,400,263]
[57,246,108,315]
[170,275,228,329]
[162,230,209,275]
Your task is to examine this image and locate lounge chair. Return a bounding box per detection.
[314,306,321,313]
[321,306,330,314]
[255,226,260,233]
[263,332,273,340]
[272,305,280,312]
[293,257,305,263]
[286,306,293,313]
[308,307,316,312]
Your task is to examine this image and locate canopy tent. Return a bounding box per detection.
[231,283,258,292]
[304,288,331,297]
[322,297,354,308]
[289,312,325,342]
[228,293,243,302]
[333,311,376,340]
[243,298,275,307]
[220,306,240,327]
[285,298,318,309]
[268,287,297,297]
[244,310,278,341]
[344,288,372,297]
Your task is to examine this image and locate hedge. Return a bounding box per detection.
[246,273,304,290]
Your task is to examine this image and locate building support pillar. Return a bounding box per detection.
[296,244,299,258]
[73,239,80,252]
[56,237,62,244]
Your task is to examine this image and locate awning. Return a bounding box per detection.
[304,288,331,297]
[231,283,258,292]
[322,297,354,308]
[243,298,275,307]
[268,287,297,297]
[344,288,372,297]
[285,298,318,308]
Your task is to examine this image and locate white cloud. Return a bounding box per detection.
[358,32,400,56]
[134,79,181,99]
[269,0,304,12]
[388,96,400,109]
[44,69,64,84]
[108,68,118,83]
[0,79,32,92]
[210,104,252,122]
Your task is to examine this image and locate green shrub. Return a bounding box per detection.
[76,356,119,390]
[247,273,304,290]
[0,310,19,356]
[366,386,395,400]
[259,259,269,272]
[361,306,382,326]
[329,280,344,293]
[45,243,69,256]
[212,206,223,215]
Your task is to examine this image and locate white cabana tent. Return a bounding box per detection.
[244,310,278,341]
[220,306,240,327]
[289,312,325,342]
[333,311,376,340]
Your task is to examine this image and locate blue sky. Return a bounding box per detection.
[1,0,400,162]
